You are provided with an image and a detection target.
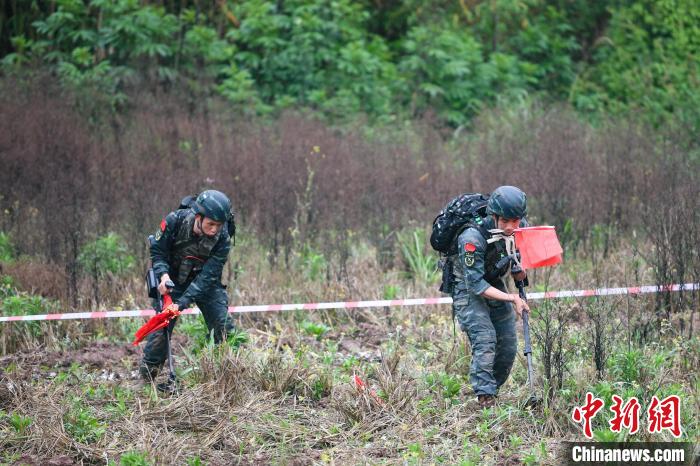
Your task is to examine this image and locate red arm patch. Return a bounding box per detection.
[160,218,167,232]
[465,242,477,253]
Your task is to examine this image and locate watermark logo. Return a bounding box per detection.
[647,395,682,438]
[572,392,683,439]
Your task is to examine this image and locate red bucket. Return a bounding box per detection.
[514,226,563,269]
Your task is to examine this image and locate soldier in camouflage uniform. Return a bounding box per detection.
[139,190,235,381]
[451,186,530,408]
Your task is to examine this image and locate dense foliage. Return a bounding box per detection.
[1,0,698,129]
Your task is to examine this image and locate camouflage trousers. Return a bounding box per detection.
[141,284,234,373]
[453,294,517,396]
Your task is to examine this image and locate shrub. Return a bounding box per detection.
[78,233,135,278]
[0,233,14,263]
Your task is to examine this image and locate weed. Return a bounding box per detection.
[593,428,625,442]
[113,451,152,466]
[383,284,400,300]
[0,232,13,263]
[607,349,644,384]
[63,401,106,443]
[426,372,462,402]
[301,321,330,340]
[9,412,31,435]
[228,328,250,349]
[341,355,360,371]
[397,227,439,284]
[301,246,327,282]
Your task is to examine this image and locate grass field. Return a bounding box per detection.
[0,234,697,465]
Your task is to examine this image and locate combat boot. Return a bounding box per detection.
[478,394,496,408]
[139,361,160,382]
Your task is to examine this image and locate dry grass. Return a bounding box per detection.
[0,240,697,465]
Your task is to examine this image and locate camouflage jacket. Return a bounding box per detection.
[452,216,528,299]
[150,208,231,309]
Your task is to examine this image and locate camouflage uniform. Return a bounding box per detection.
[141,208,234,373]
[451,215,528,396]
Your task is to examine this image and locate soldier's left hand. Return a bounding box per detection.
[164,303,180,314]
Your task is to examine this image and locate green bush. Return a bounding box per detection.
[0,276,15,299]
[383,284,400,300]
[78,233,134,278]
[571,0,700,131]
[399,23,533,127]
[0,233,14,263]
[1,293,53,316]
[228,0,397,119]
[3,0,696,129]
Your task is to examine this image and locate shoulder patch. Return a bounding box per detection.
[160,218,167,232]
[464,241,476,267]
[465,253,475,267]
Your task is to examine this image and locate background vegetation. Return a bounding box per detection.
[0,0,698,464]
[1,0,699,130]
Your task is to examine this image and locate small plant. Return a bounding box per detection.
[461,442,483,466]
[508,434,523,449]
[105,399,128,419]
[310,372,333,400]
[440,374,462,401]
[607,349,643,384]
[403,442,424,461]
[426,372,462,402]
[105,386,133,419]
[228,328,250,349]
[0,232,14,263]
[9,412,32,435]
[180,318,248,353]
[301,321,330,340]
[114,452,152,466]
[593,428,625,442]
[64,402,106,443]
[341,355,360,371]
[301,247,327,282]
[397,227,439,284]
[383,284,400,300]
[322,341,338,365]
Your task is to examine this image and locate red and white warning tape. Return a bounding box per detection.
[0,283,697,323]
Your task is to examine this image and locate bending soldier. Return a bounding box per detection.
[451,186,530,408]
[139,190,235,381]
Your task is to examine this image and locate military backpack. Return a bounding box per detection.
[430,193,490,293]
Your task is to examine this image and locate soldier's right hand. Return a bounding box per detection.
[158,274,173,295]
[512,295,530,318]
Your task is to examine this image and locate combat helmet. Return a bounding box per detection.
[193,190,231,223]
[486,186,527,219]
